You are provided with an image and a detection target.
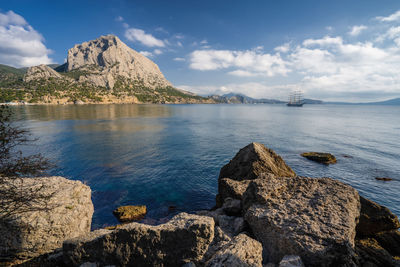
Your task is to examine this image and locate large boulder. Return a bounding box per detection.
[217,143,296,206]
[356,196,400,237]
[219,143,296,181]
[206,233,263,267]
[63,213,215,266]
[0,177,93,260]
[243,175,360,266]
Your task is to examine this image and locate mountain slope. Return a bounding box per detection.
[0,35,210,104]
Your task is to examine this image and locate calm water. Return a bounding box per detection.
[11,104,400,228]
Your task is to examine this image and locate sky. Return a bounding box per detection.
[1,0,400,102]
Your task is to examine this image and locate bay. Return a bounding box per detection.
[11,104,400,228]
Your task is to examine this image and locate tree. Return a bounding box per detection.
[0,105,53,219]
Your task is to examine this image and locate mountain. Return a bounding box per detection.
[210,93,285,104]
[363,98,400,105]
[326,98,400,105]
[0,35,209,104]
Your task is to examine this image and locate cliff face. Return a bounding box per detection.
[13,35,208,104]
[65,35,172,89]
[23,64,63,83]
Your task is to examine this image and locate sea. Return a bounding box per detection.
[11,104,400,228]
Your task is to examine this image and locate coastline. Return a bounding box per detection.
[1,143,399,266]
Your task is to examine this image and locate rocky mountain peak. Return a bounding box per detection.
[66,34,172,89]
[23,64,63,82]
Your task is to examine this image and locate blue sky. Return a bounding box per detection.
[1,0,400,101]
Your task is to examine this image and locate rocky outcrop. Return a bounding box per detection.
[63,213,215,266]
[23,64,63,82]
[0,177,93,260]
[66,34,172,89]
[243,175,360,266]
[205,233,263,267]
[301,152,337,164]
[112,205,147,222]
[219,143,296,181]
[356,196,400,237]
[217,143,296,206]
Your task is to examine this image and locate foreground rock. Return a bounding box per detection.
[220,143,296,181]
[0,177,93,260]
[217,142,296,206]
[63,213,215,266]
[205,233,263,267]
[243,174,360,266]
[113,205,147,222]
[301,152,337,164]
[357,196,400,237]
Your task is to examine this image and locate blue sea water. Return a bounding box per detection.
[11,104,400,228]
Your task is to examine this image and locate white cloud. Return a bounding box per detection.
[125,28,165,47]
[189,49,290,77]
[348,25,367,36]
[376,10,400,22]
[227,70,258,77]
[139,51,153,58]
[274,43,290,53]
[115,16,124,22]
[153,49,163,55]
[173,57,185,62]
[0,10,52,67]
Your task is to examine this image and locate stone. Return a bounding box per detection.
[217,215,245,236]
[112,205,146,222]
[63,213,214,267]
[201,226,232,264]
[355,238,398,267]
[300,152,337,164]
[243,175,360,266]
[278,255,304,267]
[374,230,400,257]
[375,177,393,181]
[0,177,93,260]
[356,196,400,237]
[218,178,252,204]
[219,143,296,181]
[23,64,64,82]
[206,233,263,267]
[222,198,242,216]
[66,35,172,89]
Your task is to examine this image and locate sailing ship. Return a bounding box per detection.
[287,90,304,107]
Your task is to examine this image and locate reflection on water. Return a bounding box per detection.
[13,104,172,121]
[11,104,400,228]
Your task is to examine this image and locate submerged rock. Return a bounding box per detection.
[0,177,93,260]
[243,175,360,266]
[375,177,393,181]
[63,213,215,267]
[356,196,400,237]
[112,205,147,222]
[301,152,337,164]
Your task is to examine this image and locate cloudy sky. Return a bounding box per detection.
[1,0,400,101]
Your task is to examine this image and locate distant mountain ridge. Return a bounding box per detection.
[210,93,285,104]
[0,35,209,104]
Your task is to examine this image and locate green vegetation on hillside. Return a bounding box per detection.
[0,63,207,104]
